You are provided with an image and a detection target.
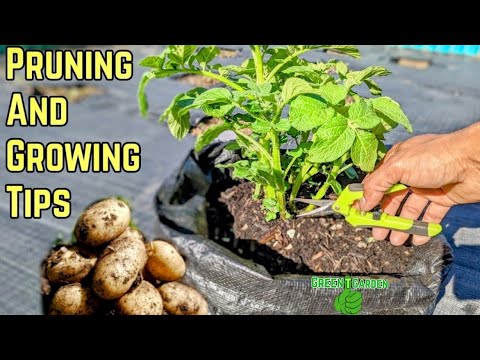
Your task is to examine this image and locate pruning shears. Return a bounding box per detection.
[295,183,443,237]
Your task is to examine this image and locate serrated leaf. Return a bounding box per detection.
[345,66,391,90]
[167,45,197,66]
[137,71,155,117]
[364,79,382,96]
[251,119,272,134]
[265,211,277,222]
[319,45,361,59]
[195,122,231,152]
[335,61,348,76]
[274,118,291,132]
[139,56,165,69]
[281,78,313,104]
[167,110,190,140]
[201,103,235,118]
[316,83,348,105]
[307,115,355,163]
[348,99,381,129]
[371,114,398,140]
[287,142,311,158]
[196,46,220,69]
[194,88,232,106]
[371,97,413,133]
[282,65,316,75]
[289,95,334,132]
[351,130,379,172]
[247,81,273,97]
[262,198,278,212]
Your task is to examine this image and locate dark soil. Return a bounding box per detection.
[207,181,415,275]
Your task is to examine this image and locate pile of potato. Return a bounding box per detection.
[42,198,208,315]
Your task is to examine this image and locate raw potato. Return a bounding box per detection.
[46,246,97,284]
[92,227,147,300]
[116,281,163,315]
[159,282,208,315]
[74,198,131,247]
[49,283,99,315]
[146,241,186,281]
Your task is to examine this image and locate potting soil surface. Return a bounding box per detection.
[1,45,480,314]
[217,182,413,275]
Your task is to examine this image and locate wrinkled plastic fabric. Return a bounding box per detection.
[155,143,454,315]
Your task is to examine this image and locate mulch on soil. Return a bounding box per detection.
[211,182,416,275]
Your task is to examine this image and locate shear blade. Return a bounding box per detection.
[294,199,335,217]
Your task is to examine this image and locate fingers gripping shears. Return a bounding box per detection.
[295,184,443,237]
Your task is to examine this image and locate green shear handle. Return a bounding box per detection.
[337,184,443,238]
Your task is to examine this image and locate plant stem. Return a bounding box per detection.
[265,49,314,82]
[288,162,313,209]
[271,130,287,218]
[303,162,342,213]
[284,156,298,180]
[338,163,354,175]
[198,70,244,91]
[253,46,264,83]
[234,130,273,165]
[164,69,244,91]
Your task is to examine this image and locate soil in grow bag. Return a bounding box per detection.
[206,175,416,276]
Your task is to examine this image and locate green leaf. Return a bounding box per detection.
[287,142,311,158]
[224,140,241,151]
[247,81,273,97]
[378,142,388,160]
[195,122,232,152]
[262,198,279,212]
[281,78,313,104]
[335,61,348,77]
[282,65,316,75]
[319,45,361,59]
[345,66,391,90]
[139,55,166,69]
[274,118,291,132]
[351,130,379,172]
[193,88,232,106]
[196,46,220,69]
[316,83,348,105]
[371,97,413,133]
[167,110,190,140]
[137,71,155,117]
[364,79,382,96]
[308,114,355,163]
[201,103,235,118]
[289,95,335,132]
[167,45,197,66]
[348,99,381,129]
[265,211,277,222]
[251,119,272,134]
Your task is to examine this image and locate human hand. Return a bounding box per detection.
[358,123,480,246]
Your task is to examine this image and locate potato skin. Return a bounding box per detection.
[49,283,99,315]
[116,281,163,315]
[146,241,186,282]
[92,228,147,300]
[74,198,131,247]
[46,246,97,284]
[159,282,208,315]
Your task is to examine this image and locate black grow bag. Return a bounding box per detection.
[155,143,453,315]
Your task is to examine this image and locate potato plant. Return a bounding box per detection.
[138,45,413,220]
